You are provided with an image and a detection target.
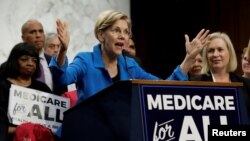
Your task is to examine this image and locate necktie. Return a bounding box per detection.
[37,59,45,83]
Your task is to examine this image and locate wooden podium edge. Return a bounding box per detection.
[128,79,243,87]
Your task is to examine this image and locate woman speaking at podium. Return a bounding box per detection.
[49,9,209,138]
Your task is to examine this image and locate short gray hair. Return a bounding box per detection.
[45,32,58,47]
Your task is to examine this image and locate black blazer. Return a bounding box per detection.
[44,53,68,95]
[190,72,250,124]
[190,72,250,91]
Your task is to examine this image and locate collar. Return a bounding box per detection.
[92,44,125,68]
[39,52,45,60]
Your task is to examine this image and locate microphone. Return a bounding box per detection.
[122,49,129,56]
[122,49,133,79]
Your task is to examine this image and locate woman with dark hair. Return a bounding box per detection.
[0,42,53,141]
[2,42,41,79]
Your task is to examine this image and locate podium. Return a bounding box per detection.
[61,80,250,141]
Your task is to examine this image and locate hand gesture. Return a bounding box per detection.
[56,19,70,52]
[180,29,210,75]
[185,29,210,59]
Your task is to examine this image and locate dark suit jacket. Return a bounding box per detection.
[190,72,250,124]
[44,53,68,95]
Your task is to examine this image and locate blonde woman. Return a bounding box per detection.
[241,46,250,79]
[190,32,250,123]
[52,9,209,104]
[51,10,210,139]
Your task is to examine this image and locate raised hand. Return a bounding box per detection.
[56,19,70,52]
[185,29,210,59]
[180,29,210,75]
[56,19,70,66]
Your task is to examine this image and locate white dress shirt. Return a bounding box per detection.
[39,52,53,91]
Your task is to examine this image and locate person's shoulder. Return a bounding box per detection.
[123,55,141,67]
[189,73,211,81]
[0,61,7,72]
[74,51,94,63]
[230,73,247,81]
[0,61,6,69]
[75,51,93,58]
[0,79,11,92]
[232,73,250,84]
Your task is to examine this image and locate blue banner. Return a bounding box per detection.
[139,85,241,141]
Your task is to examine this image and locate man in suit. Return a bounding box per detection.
[44,32,61,57]
[21,19,53,90]
[20,19,67,95]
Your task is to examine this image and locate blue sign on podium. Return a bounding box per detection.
[139,85,242,141]
[61,80,249,141]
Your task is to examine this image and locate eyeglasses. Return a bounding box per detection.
[109,27,131,37]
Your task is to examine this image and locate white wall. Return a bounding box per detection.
[0,0,130,63]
